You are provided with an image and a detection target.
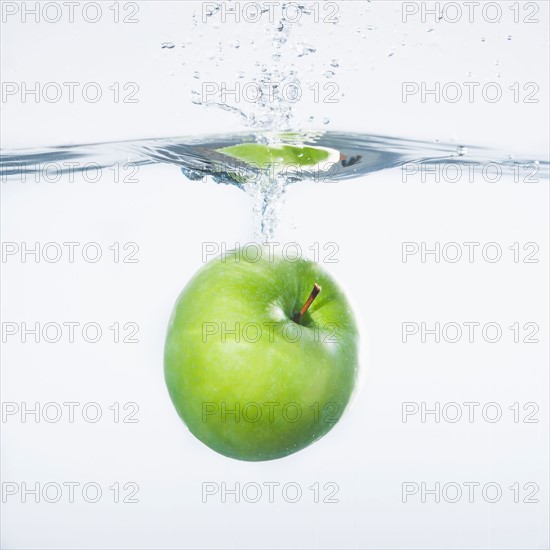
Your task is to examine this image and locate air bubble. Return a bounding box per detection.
[205,5,220,17]
[161,42,175,49]
[297,44,316,57]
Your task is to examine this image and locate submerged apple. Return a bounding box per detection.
[164,248,360,461]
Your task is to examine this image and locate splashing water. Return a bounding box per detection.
[3,5,548,241]
[191,3,325,134]
[2,131,547,238]
[164,3,347,239]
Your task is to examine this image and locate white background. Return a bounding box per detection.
[1,1,549,549]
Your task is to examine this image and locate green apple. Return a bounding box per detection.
[164,248,360,461]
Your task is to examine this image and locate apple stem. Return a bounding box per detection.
[293,283,321,324]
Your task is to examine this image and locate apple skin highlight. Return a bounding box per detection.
[164,248,360,461]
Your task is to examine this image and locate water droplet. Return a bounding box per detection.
[231,40,240,49]
[161,42,175,49]
[322,117,330,125]
[456,146,468,157]
[330,59,340,68]
[507,35,512,41]
[481,37,486,42]
[237,71,245,79]
[297,44,316,57]
[191,91,201,104]
[427,27,434,32]
[308,116,314,122]
[193,71,200,79]
[205,5,220,17]
[323,70,335,78]
[388,49,395,57]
